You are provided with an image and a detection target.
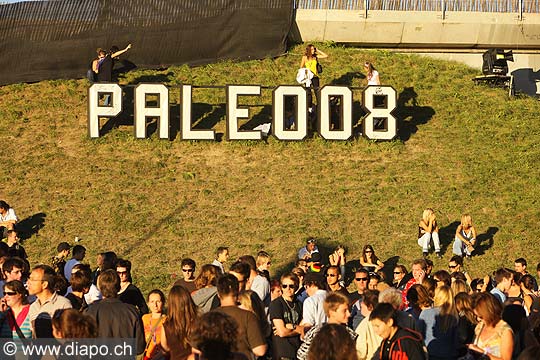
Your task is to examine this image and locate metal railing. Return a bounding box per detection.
[296,0,540,12]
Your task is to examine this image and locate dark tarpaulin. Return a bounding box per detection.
[0,0,295,85]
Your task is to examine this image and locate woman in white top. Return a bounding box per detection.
[364,62,380,86]
[453,214,477,258]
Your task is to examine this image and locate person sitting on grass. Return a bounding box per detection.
[0,200,18,239]
[453,213,477,259]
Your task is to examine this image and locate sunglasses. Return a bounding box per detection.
[4,291,17,296]
[117,271,128,275]
[394,271,402,274]
[326,274,338,277]
[355,277,368,281]
[281,284,295,289]
[182,268,194,272]
[365,250,373,253]
[448,265,458,269]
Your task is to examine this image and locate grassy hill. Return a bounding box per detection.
[1,44,539,294]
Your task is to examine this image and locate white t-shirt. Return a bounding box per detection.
[0,208,18,222]
[367,70,380,86]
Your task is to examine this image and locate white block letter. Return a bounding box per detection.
[363,86,397,141]
[180,85,215,141]
[272,86,307,141]
[226,85,262,141]
[319,86,353,141]
[134,84,169,139]
[87,83,122,138]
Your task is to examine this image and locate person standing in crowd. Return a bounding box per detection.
[239,255,270,308]
[455,292,478,358]
[161,285,198,360]
[65,270,91,311]
[418,208,441,258]
[402,258,428,308]
[355,290,382,360]
[142,289,166,360]
[269,273,304,360]
[191,264,220,313]
[116,258,148,317]
[418,285,459,360]
[405,284,432,321]
[5,230,27,260]
[0,200,18,238]
[297,292,357,360]
[491,268,513,304]
[256,251,272,280]
[172,258,197,293]
[364,62,381,86]
[190,311,249,360]
[300,45,328,113]
[0,280,32,338]
[453,213,477,258]
[325,265,349,297]
[85,269,145,355]
[212,247,229,274]
[214,274,267,360]
[92,251,117,285]
[521,274,539,315]
[515,258,537,291]
[468,292,514,360]
[300,272,328,328]
[393,265,410,291]
[64,245,86,281]
[28,265,72,337]
[448,255,473,284]
[52,308,97,338]
[68,263,102,306]
[0,257,24,297]
[349,269,370,329]
[379,287,419,331]
[359,244,384,272]
[370,302,428,360]
[307,323,359,360]
[51,242,71,278]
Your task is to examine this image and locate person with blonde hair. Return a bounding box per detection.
[453,214,477,258]
[419,285,459,360]
[468,293,513,360]
[418,208,441,258]
[329,245,346,278]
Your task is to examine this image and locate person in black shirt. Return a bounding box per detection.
[370,302,427,360]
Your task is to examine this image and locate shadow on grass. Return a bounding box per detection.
[475,226,498,256]
[130,72,174,84]
[395,87,436,142]
[437,221,460,256]
[16,212,46,241]
[101,86,134,136]
[329,72,366,86]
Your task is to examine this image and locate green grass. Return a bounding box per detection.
[1,44,539,294]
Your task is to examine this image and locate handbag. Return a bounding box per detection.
[142,315,168,360]
[316,62,323,74]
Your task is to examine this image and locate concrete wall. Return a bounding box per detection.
[293,9,540,96]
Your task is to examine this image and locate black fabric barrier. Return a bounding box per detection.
[0,0,294,85]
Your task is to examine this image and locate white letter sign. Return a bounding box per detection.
[226,85,262,141]
[180,85,216,141]
[87,83,122,138]
[272,86,307,141]
[319,86,353,141]
[134,84,169,139]
[363,85,397,141]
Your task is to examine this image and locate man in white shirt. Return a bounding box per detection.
[300,272,327,327]
[64,245,86,281]
[212,246,229,274]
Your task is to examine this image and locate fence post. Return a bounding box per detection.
[364,0,368,18]
[441,0,446,20]
[519,0,523,20]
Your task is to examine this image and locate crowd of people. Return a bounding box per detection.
[1,200,540,360]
